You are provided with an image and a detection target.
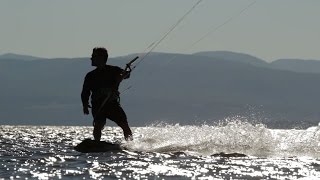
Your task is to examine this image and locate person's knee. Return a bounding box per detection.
[116,119,129,129]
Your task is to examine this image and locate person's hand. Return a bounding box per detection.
[83,105,90,115]
[123,70,131,79]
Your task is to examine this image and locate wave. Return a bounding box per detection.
[124,120,320,158]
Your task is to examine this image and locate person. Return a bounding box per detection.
[81,47,133,141]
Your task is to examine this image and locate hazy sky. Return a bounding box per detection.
[0,0,319,61]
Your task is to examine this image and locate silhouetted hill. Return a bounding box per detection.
[0,53,44,61]
[270,59,320,74]
[194,51,268,67]
[194,51,320,74]
[1,52,320,128]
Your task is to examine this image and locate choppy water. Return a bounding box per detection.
[1,121,320,179]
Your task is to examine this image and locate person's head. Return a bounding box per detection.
[91,47,108,67]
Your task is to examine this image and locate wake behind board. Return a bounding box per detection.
[74,139,123,153]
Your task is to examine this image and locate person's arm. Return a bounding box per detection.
[119,56,137,80]
[117,67,131,81]
[81,75,91,115]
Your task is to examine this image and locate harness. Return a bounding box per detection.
[92,88,120,104]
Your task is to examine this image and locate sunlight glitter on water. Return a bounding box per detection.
[1,123,320,179]
[126,121,320,158]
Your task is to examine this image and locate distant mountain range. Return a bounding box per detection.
[194,51,320,74]
[1,51,320,128]
[0,53,46,61]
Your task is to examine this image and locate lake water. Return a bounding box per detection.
[1,121,320,179]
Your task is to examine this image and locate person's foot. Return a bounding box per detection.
[124,134,133,141]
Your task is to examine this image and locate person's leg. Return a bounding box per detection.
[107,103,132,140]
[92,105,106,142]
[93,120,106,141]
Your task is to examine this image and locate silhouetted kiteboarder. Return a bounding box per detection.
[81,47,137,142]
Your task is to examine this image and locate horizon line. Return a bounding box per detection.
[0,51,320,62]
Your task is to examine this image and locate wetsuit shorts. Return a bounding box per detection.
[92,102,128,126]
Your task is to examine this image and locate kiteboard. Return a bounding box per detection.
[74,139,123,153]
[212,152,247,158]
